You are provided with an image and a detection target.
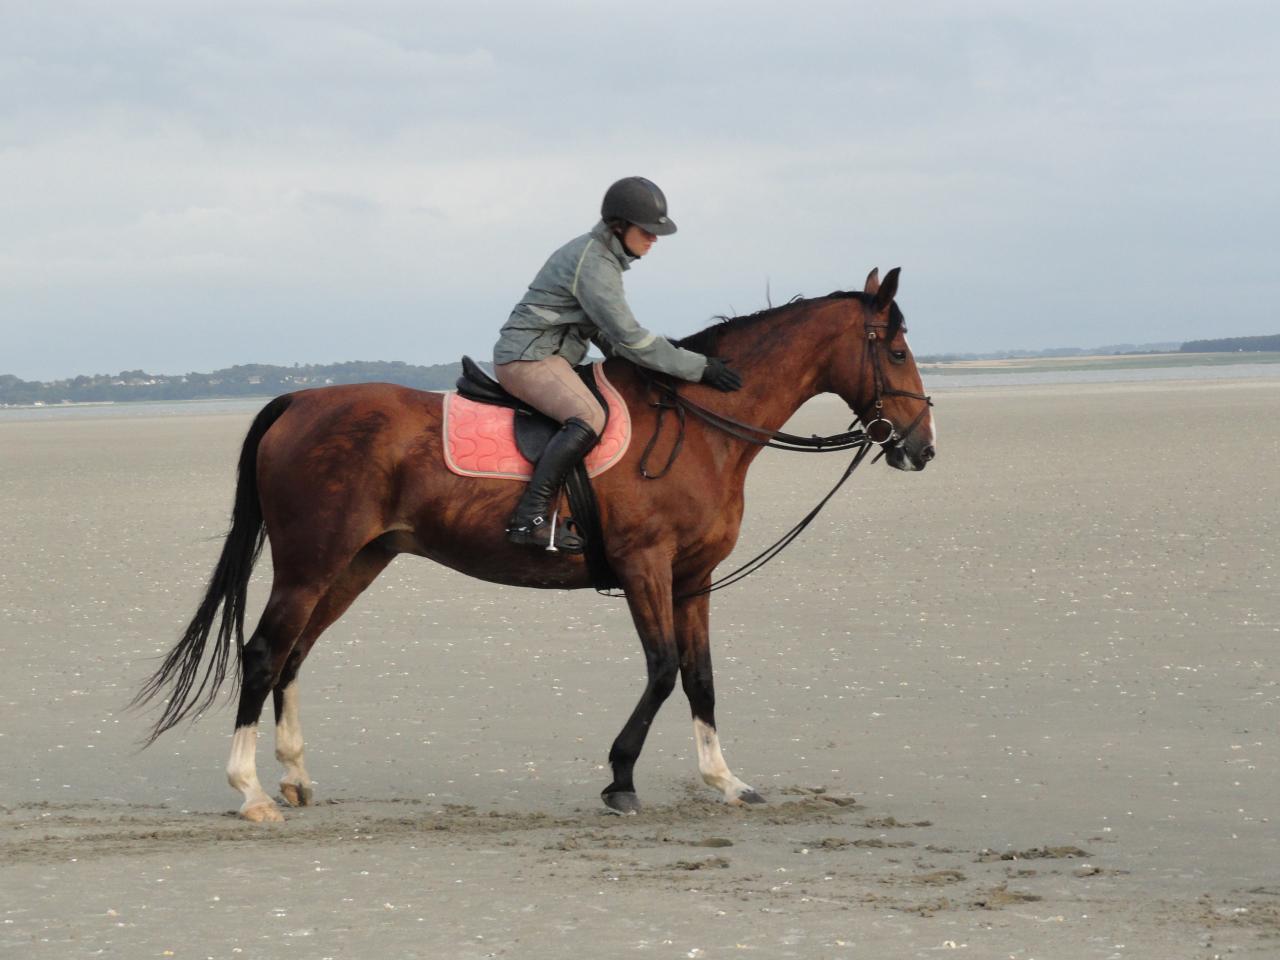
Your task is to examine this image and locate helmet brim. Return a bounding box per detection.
[635,217,677,236]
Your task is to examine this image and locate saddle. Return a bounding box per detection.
[455,355,611,465]
[452,357,620,590]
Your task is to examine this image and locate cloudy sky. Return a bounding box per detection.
[2,1,1277,380]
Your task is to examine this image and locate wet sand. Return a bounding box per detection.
[2,379,1277,958]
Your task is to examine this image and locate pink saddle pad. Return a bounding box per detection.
[442,363,631,480]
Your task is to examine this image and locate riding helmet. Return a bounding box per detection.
[601,177,677,235]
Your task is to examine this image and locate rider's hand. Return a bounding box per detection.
[701,357,743,392]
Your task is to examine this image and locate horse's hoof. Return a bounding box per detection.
[241,800,284,823]
[729,788,766,806]
[280,781,313,807]
[602,790,641,815]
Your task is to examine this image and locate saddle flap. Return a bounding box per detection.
[513,410,559,464]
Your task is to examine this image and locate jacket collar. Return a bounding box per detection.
[590,220,636,271]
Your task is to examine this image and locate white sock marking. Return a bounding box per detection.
[226,724,275,813]
[274,681,311,791]
[693,718,754,800]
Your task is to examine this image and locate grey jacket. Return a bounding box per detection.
[494,221,708,381]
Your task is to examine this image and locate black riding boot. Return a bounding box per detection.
[506,417,599,554]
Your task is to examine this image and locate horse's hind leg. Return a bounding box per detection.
[228,585,323,822]
[675,591,764,806]
[273,541,396,807]
[272,675,312,808]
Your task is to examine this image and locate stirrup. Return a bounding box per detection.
[506,513,585,555]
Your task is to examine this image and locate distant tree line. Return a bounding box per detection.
[1180,335,1280,353]
[0,360,465,405]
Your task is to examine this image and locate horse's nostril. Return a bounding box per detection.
[921,445,936,462]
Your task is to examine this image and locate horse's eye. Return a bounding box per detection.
[890,350,907,364]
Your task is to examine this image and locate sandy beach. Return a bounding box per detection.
[1,378,1277,958]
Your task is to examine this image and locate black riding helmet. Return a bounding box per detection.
[601,177,677,235]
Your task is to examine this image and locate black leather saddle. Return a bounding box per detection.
[455,356,610,464]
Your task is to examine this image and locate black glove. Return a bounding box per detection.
[701,357,743,392]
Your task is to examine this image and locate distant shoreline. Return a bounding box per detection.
[0,359,461,407]
[7,353,1280,408]
[4,360,1280,421]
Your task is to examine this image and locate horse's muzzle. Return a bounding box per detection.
[885,439,935,472]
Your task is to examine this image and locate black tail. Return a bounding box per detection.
[134,394,294,744]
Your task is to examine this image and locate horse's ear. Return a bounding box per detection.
[863,268,880,296]
[873,267,900,311]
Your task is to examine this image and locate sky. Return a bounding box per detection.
[2,0,1278,380]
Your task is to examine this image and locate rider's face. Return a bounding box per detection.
[622,224,658,258]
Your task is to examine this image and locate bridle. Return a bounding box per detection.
[622,311,934,599]
[861,317,934,452]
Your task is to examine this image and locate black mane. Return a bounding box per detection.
[677,290,900,355]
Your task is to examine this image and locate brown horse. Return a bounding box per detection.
[136,267,936,821]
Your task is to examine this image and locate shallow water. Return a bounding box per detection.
[924,361,1280,388]
[0,397,271,421]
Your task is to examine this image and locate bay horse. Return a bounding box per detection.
[136,267,936,821]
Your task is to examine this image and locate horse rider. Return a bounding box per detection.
[494,176,743,553]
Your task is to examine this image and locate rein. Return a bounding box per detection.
[630,378,875,600]
[623,319,933,601]
[637,382,870,481]
[674,440,875,599]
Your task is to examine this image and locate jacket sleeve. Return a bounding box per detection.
[573,244,709,382]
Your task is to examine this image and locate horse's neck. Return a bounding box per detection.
[710,304,841,434]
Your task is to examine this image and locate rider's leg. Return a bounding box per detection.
[495,357,605,552]
[495,356,607,434]
[505,416,598,551]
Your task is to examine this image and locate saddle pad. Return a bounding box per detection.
[442,363,631,481]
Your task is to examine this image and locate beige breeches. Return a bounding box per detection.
[494,356,606,435]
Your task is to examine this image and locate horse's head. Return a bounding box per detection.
[828,267,936,471]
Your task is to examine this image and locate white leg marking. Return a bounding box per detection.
[693,718,758,803]
[226,724,283,822]
[274,681,314,806]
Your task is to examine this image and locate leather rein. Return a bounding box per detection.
[628,319,933,599]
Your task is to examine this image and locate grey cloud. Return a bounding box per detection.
[2,1,1279,379]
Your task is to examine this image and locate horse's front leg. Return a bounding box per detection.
[602,556,680,814]
[675,589,765,806]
